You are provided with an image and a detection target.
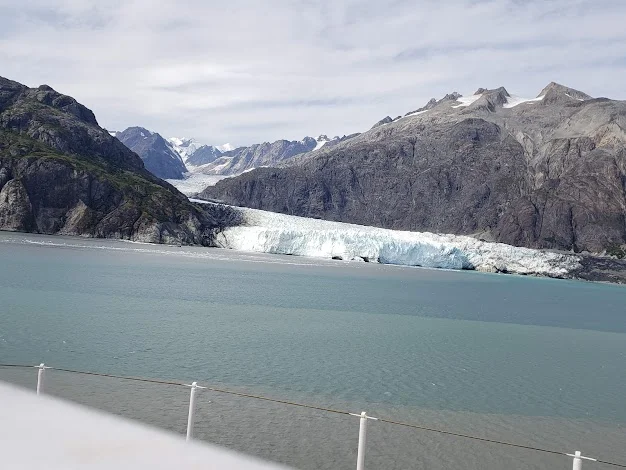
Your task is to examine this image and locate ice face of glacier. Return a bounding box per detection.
[210,205,582,277]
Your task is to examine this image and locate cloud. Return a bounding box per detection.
[1,0,625,145]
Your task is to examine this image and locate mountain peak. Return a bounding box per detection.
[442,92,462,102]
[301,136,316,147]
[123,126,152,137]
[117,127,187,179]
[405,93,463,116]
[25,82,99,126]
[371,116,393,129]
[538,82,591,102]
[460,87,510,112]
[168,136,202,162]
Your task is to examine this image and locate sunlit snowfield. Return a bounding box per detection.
[1,232,625,470]
[166,173,230,196]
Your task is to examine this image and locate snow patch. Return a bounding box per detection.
[398,110,429,121]
[452,94,483,108]
[314,139,327,151]
[564,93,584,101]
[217,143,235,152]
[202,158,233,174]
[503,95,545,108]
[314,135,333,151]
[168,137,202,162]
[213,205,580,277]
[166,173,231,196]
[241,166,267,174]
[188,198,211,204]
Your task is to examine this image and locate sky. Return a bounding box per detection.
[1,0,626,147]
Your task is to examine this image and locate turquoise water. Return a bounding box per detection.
[1,232,625,469]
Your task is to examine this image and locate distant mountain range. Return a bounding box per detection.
[112,129,357,180]
[201,82,626,256]
[186,135,356,176]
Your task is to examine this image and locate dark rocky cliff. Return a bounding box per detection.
[0,77,240,244]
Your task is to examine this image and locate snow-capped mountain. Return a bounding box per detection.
[186,134,358,176]
[314,134,359,151]
[116,127,187,179]
[187,137,318,176]
[167,137,236,164]
[314,135,331,150]
[167,137,202,163]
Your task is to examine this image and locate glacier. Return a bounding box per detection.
[204,203,582,277]
[167,174,231,196]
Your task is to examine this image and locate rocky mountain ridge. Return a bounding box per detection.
[201,82,626,255]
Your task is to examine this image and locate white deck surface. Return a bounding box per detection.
[0,381,289,470]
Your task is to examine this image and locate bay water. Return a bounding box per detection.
[1,232,625,469]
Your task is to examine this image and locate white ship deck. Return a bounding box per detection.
[0,381,288,470]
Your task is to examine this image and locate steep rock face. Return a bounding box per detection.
[0,77,241,244]
[116,127,187,179]
[202,83,626,253]
[204,118,527,235]
[0,178,34,231]
[186,145,223,166]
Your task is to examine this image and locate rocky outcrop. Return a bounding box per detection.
[116,127,187,179]
[0,178,34,231]
[371,116,393,129]
[539,82,592,104]
[0,76,241,244]
[202,82,626,254]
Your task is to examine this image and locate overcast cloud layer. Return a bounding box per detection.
[1,0,625,146]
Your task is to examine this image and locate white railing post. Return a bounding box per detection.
[350,411,378,470]
[356,412,368,470]
[185,381,206,441]
[36,363,46,395]
[567,450,597,469]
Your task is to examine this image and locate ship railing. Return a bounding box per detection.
[1,362,624,470]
